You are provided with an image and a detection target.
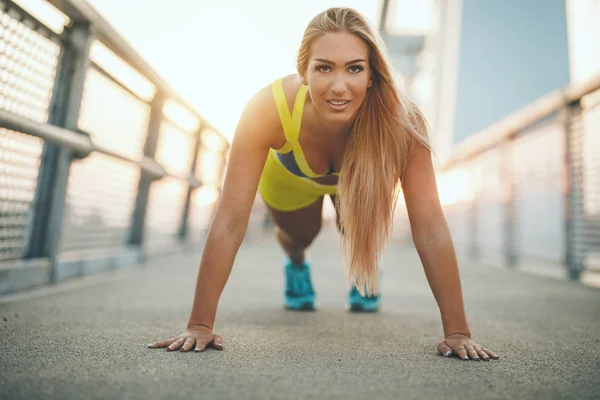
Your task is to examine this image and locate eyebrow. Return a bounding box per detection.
[313,58,367,66]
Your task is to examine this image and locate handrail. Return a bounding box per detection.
[47,0,224,140]
[0,108,92,155]
[442,73,600,169]
[0,108,172,180]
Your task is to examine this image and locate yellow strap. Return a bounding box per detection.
[291,85,307,140]
[293,146,321,178]
[272,79,295,143]
[271,79,321,178]
[276,142,293,153]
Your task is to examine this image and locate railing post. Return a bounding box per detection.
[501,140,517,268]
[178,125,203,242]
[563,101,582,280]
[127,92,165,249]
[379,0,391,32]
[22,22,93,278]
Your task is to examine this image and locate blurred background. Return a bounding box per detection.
[0,0,599,295]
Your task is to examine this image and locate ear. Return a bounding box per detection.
[300,75,307,86]
[367,78,372,88]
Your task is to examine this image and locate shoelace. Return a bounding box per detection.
[287,267,310,295]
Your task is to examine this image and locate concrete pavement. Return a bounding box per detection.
[1,228,599,399]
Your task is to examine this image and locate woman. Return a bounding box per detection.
[148,8,499,361]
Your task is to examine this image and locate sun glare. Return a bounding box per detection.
[194,185,220,207]
[437,167,476,206]
[163,99,199,133]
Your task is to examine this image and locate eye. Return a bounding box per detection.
[348,65,364,74]
[316,65,331,73]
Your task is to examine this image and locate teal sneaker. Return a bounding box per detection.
[284,260,316,311]
[348,285,381,312]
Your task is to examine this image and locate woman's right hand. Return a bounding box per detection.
[147,324,224,352]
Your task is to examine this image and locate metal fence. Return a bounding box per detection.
[0,0,229,295]
[395,75,600,285]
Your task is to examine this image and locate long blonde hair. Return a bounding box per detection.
[297,8,431,295]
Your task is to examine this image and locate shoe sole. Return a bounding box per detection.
[285,302,315,311]
[348,303,380,313]
[285,295,316,311]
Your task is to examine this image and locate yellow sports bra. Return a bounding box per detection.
[272,79,340,178]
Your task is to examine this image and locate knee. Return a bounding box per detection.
[296,228,321,248]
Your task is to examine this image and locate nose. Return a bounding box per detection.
[330,75,347,95]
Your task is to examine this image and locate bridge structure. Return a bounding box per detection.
[0,1,599,398]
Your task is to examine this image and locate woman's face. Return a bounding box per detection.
[304,31,372,123]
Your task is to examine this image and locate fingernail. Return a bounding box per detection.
[464,356,469,360]
[180,348,185,352]
[215,344,223,349]
[147,344,152,348]
[444,351,451,357]
[166,346,171,351]
[194,348,200,352]
[474,356,480,359]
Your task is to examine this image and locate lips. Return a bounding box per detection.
[326,99,351,111]
[326,99,350,105]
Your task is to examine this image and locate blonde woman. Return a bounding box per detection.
[149,8,499,361]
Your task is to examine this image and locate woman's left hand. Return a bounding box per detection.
[438,333,499,361]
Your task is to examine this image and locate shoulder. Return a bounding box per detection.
[244,74,302,115]
[237,74,303,148]
[280,74,304,110]
[396,95,429,137]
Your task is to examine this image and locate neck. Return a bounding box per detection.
[304,98,355,140]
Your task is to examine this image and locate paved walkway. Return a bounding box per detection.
[1,228,599,399]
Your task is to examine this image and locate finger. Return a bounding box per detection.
[194,341,208,353]
[180,337,196,352]
[475,346,490,361]
[454,346,469,360]
[148,338,176,348]
[167,338,185,351]
[438,341,453,358]
[465,346,480,361]
[482,347,499,359]
[212,335,224,350]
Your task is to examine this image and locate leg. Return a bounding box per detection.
[264,197,324,264]
[263,197,324,311]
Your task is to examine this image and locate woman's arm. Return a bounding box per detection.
[401,142,499,360]
[148,85,280,353]
[401,142,470,338]
[187,87,278,330]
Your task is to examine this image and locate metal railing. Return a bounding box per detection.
[397,74,600,283]
[0,0,229,294]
